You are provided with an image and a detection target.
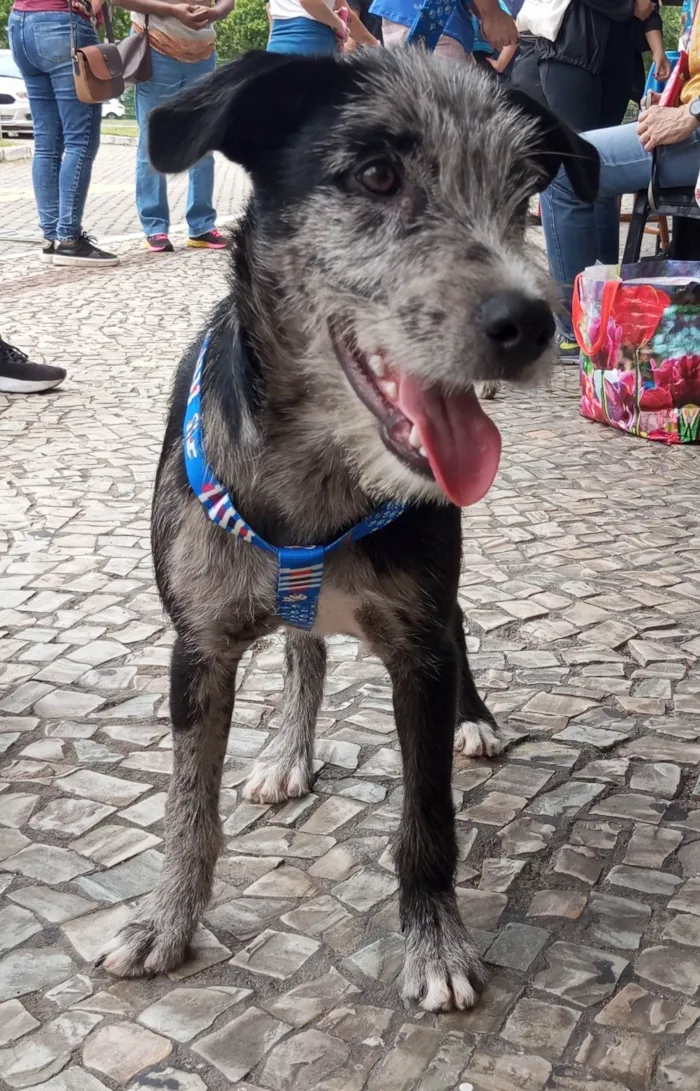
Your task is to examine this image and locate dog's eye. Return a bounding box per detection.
[356,160,401,196]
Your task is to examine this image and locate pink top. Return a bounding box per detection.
[12,0,95,17]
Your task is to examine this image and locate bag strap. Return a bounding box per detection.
[572,275,620,356]
[102,2,116,43]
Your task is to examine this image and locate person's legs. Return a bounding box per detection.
[19,13,101,242]
[538,58,602,133]
[8,12,62,248]
[135,49,185,240]
[182,53,220,241]
[541,123,700,339]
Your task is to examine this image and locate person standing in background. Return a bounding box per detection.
[266,0,378,55]
[7,0,119,267]
[117,0,235,254]
[533,0,661,136]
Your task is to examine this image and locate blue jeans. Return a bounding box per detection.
[135,48,217,238]
[267,17,338,54]
[542,121,700,339]
[8,10,101,241]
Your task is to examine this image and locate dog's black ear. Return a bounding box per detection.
[148,51,357,176]
[505,88,600,203]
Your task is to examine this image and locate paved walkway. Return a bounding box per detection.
[1,173,700,1091]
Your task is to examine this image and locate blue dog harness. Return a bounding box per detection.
[183,333,407,631]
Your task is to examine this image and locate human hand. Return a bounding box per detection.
[637,103,697,150]
[634,0,655,20]
[171,2,212,29]
[480,8,518,51]
[334,9,349,41]
[654,52,672,82]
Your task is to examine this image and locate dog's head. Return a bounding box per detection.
[150,50,598,509]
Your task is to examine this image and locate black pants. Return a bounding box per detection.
[538,55,633,133]
[511,37,547,107]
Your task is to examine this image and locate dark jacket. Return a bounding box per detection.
[535,0,658,75]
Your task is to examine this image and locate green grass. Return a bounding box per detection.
[101,120,138,138]
[0,138,18,146]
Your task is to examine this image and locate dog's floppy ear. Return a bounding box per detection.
[149,51,357,176]
[505,88,600,203]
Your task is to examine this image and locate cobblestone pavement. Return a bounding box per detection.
[0,146,250,257]
[1,229,700,1091]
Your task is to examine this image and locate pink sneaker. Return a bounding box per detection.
[188,229,228,250]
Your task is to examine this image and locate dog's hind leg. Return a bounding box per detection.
[386,625,486,1012]
[453,605,503,758]
[243,630,326,804]
[100,633,245,977]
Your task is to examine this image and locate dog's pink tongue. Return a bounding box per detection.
[398,375,501,507]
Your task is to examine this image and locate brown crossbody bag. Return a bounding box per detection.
[70,2,152,105]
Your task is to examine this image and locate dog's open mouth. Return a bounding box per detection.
[330,323,502,508]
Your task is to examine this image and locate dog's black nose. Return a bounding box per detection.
[477,291,555,367]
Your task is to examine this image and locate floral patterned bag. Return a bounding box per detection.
[573,260,700,443]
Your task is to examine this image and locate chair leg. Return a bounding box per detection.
[622,191,650,265]
[658,216,670,252]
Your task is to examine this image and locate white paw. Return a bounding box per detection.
[242,758,311,804]
[476,381,499,401]
[99,920,187,978]
[455,720,503,758]
[402,928,484,1012]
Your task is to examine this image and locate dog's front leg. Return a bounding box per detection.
[100,633,246,977]
[452,604,503,758]
[243,630,326,803]
[388,630,486,1012]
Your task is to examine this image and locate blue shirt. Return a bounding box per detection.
[369,0,475,51]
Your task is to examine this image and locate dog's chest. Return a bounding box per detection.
[310,587,364,639]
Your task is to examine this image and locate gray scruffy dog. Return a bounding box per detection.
[100,48,598,1011]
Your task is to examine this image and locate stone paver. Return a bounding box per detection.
[1,182,699,1091]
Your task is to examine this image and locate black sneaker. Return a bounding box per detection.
[557,334,580,364]
[53,234,119,268]
[0,338,66,394]
[41,240,55,265]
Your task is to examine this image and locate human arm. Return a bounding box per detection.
[646,28,671,81]
[345,4,379,45]
[206,0,236,21]
[488,41,517,73]
[634,0,655,20]
[300,0,346,34]
[471,0,517,50]
[115,0,212,28]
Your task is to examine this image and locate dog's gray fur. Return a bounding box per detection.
[99,49,598,1010]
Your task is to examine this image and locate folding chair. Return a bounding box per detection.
[622,150,700,264]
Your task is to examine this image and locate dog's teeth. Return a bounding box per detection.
[381,381,397,400]
[419,445,427,458]
[409,424,421,449]
[368,353,385,377]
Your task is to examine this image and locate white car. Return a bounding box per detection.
[102,98,126,120]
[0,51,125,136]
[0,50,32,135]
